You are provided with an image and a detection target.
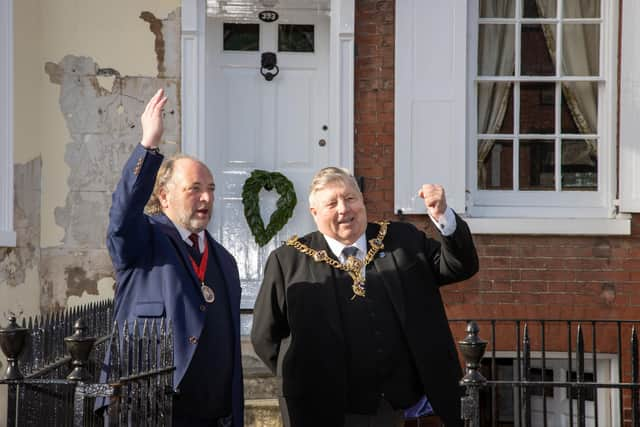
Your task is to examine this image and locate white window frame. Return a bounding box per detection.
[464,0,629,235]
[489,351,619,427]
[0,0,15,247]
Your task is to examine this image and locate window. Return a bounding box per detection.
[278,24,314,52]
[468,0,616,219]
[223,23,259,51]
[481,356,616,426]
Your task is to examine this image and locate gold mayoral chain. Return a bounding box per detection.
[286,221,389,299]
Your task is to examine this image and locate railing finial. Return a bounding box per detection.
[458,320,488,426]
[64,318,96,382]
[0,314,28,380]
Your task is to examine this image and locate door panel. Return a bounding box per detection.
[205,10,330,334]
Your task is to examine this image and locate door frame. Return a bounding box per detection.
[181,0,355,171]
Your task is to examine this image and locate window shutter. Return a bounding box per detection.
[620,1,640,212]
[394,0,467,214]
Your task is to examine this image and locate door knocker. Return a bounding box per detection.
[260,52,279,81]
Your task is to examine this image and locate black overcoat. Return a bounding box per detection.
[251,217,479,427]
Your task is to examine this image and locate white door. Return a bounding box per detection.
[205,9,330,333]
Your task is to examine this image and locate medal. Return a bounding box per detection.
[201,284,215,303]
[188,238,216,304]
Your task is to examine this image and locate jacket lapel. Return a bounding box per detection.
[206,232,241,318]
[152,214,201,287]
[306,232,345,344]
[368,223,407,327]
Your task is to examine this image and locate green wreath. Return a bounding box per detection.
[242,169,297,247]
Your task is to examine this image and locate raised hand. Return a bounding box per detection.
[140,88,168,149]
[418,184,447,220]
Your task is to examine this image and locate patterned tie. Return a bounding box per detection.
[188,233,200,254]
[342,246,358,260]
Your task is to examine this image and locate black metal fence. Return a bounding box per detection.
[456,319,640,427]
[0,301,175,427]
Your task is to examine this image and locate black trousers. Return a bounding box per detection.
[280,396,406,427]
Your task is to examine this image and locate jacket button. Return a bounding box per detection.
[199,305,206,312]
[189,336,198,344]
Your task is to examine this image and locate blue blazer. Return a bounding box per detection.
[106,144,244,426]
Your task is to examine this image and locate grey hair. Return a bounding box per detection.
[308,166,361,208]
[144,153,208,215]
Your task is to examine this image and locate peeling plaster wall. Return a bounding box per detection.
[14,0,181,248]
[0,159,43,423]
[9,0,181,308]
[6,2,180,322]
[3,3,181,420]
[44,55,181,308]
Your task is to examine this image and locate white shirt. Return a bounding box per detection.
[324,234,367,263]
[429,207,457,236]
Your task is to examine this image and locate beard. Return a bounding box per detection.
[176,209,211,233]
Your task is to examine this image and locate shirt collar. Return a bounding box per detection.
[173,222,205,251]
[323,233,367,260]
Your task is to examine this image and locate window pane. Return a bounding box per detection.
[521,23,555,76]
[564,0,600,18]
[562,24,599,76]
[528,367,554,397]
[519,140,555,190]
[478,140,513,190]
[478,82,513,134]
[223,23,259,51]
[278,24,314,52]
[561,139,597,191]
[520,83,555,134]
[478,24,515,76]
[566,371,596,401]
[480,0,514,18]
[561,82,598,134]
[523,0,556,18]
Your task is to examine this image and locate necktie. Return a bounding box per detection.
[342,246,359,260]
[189,233,200,254]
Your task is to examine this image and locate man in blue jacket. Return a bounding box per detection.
[107,88,243,426]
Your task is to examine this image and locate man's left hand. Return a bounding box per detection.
[418,184,447,221]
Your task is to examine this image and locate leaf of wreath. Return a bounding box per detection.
[242,169,298,247]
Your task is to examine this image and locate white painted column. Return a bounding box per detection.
[330,0,355,171]
[181,0,207,160]
[0,0,15,247]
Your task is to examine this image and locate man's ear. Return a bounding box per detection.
[159,187,170,209]
[309,206,317,218]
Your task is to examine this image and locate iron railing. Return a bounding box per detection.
[0,300,175,427]
[455,319,640,427]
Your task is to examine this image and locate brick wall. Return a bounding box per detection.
[354,0,640,326]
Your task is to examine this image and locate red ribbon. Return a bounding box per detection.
[188,239,209,283]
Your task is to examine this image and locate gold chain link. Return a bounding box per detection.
[285,221,389,298]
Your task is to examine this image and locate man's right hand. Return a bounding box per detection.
[140,88,168,149]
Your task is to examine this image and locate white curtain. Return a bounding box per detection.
[537,0,599,157]
[477,0,515,187]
